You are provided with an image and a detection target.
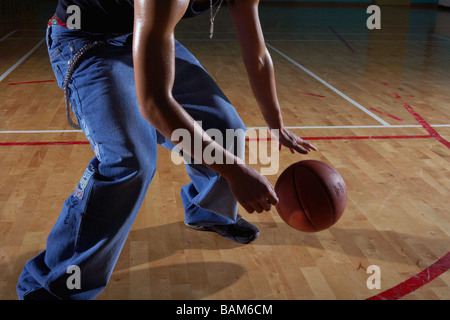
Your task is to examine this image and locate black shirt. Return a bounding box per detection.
[55,0,218,33]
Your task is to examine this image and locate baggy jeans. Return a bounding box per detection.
[16,25,246,300]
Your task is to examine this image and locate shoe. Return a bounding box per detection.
[184,216,260,244]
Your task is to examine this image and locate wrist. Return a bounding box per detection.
[265,112,284,131]
[213,161,245,181]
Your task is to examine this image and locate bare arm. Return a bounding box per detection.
[133,0,278,213]
[228,0,317,154]
[133,0,238,172]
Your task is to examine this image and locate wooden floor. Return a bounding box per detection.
[1,1,449,300]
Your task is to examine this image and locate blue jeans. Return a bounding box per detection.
[16,25,246,300]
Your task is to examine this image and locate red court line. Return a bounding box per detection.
[0,141,89,146]
[8,80,55,85]
[404,103,450,149]
[246,135,431,142]
[379,82,449,148]
[304,135,432,141]
[0,135,434,146]
[297,91,326,98]
[366,252,450,300]
[368,107,404,121]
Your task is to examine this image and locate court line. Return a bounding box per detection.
[1,124,450,134]
[0,130,84,134]
[265,42,392,127]
[175,31,450,36]
[8,80,56,85]
[305,135,432,141]
[180,39,450,44]
[249,124,450,130]
[0,30,17,42]
[297,91,326,98]
[247,135,432,142]
[5,37,44,40]
[328,26,356,53]
[431,34,450,41]
[368,107,404,122]
[366,252,450,300]
[404,103,450,149]
[266,40,450,44]
[0,135,435,147]
[0,38,45,83]
[0,141,89,146]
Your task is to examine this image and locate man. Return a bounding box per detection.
[17,0,317,300]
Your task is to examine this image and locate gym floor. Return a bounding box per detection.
[0,0,449,300]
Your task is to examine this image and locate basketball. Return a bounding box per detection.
[275,160,347,232]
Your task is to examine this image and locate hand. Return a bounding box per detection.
[270,127,318,154]
[225,164,279,214]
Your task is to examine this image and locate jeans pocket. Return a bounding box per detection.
[49,47,62,62]
[47,33,67,88]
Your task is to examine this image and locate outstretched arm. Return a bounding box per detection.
[228,0,317,154]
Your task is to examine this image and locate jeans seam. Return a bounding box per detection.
[73,186,95,254]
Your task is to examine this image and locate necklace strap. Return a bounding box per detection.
[209,0,225,39]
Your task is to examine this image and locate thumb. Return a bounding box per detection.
[267,186,279,205]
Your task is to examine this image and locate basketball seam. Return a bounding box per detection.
[301,164,336,225]
[292,165,318,231]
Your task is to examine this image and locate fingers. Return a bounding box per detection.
[242,203,255,214]
[239,198,266,214]
[293,136,317,152]
[292,144,308,154]
[300,139,318,151]
[252,202,264,213]
[277,129,318,155]
[247,199,270,214]
[267,188,279,205]
[244,187,279,214]
[285,136,318,154]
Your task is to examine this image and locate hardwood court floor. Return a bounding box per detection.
[0,2,449,300]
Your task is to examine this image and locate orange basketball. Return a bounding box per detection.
[275,160,347,232]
